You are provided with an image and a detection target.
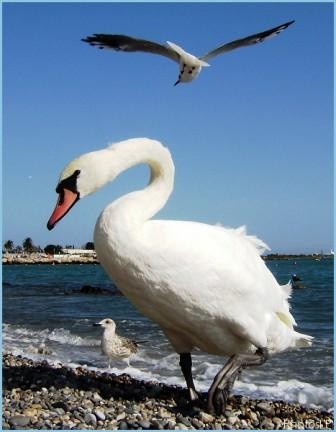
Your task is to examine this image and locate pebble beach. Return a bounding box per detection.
[3,354,333,430]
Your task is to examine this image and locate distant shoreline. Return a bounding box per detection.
[2,252,98,265]
[2,252,333,265]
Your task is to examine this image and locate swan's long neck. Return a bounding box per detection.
[96,138,175,232]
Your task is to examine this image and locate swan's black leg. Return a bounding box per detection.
[179,352,199,401]
[207,348,269,415]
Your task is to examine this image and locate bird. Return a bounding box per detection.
[291,274,305,289]
[82,20,295,85]
[93,317,139,367]
[47,137,312,414]
[291,274,301,283]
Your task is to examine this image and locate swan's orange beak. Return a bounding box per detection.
[47,188,79,230]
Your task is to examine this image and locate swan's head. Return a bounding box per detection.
[93,318,116,331]
[47,148,116,230]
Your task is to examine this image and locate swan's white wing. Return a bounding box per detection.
[135,220,311,353]
[82,34,180,63]
[128,221,285,349]
[139,220,280,307]
[200,20,295,62]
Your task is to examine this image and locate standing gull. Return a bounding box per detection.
[82,20,295,85]
[93,318,138,367]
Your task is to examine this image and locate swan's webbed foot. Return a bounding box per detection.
[208,367,241,415]
[179,353,199,402]
[207,348,269,415]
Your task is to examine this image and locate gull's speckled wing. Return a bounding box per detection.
[119,336,139,354]
[200,20,295,62]
[82,34,180,63]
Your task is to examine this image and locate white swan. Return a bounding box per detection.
[47,138,312,414]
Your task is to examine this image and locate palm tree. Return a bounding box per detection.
[44,244,63,255]
[22,237,34,253]
[4,240,14,253]
[84,242,95,250]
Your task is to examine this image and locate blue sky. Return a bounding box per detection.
[3,1,333,254]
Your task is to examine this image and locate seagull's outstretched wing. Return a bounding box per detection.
[200,20,295,62]
[82,34,180,63]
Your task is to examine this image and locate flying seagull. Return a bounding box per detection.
[82,20,295,85]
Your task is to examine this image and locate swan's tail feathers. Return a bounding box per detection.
[293,331,314,348]
[236,225,270,255]
[281,280,292,298]
[276,311,294,328]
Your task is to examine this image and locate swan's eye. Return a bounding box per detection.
[56,170,81,194]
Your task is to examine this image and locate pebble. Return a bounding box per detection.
[84,412,97,426]
[260,417,275,429]
[151,419,165,429]
[191,418,204,428]
[138,420,151,429]
[22,407,39,417]
[2,353,334,430]
[248,410,259,424]
[54,407,66,416]
[272,416,282,429]
[94,409,106,421]
[239,419,249,429]
[227,415,239,425]
[9,415,31,427]
[117,412,126,421]
[177,415,192,427]
[199,411,215,423]
[257,401,276,417]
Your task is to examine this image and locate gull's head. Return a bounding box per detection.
[47,148,117,231]
[94,318,116,331]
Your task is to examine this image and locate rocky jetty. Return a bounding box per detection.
[2,354,333,430]
[2,253,98,265]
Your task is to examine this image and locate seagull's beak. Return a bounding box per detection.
[93,323,102,327]
[47,188,79,231]
[174,79,180,86]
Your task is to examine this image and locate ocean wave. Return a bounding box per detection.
[3,323,333,410]
[82,360,333,410]
[2,324,100,350]
[234,379,333,411]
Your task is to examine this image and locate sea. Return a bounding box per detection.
[2,258,334,411]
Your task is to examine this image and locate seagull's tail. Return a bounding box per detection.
[198,59,210,67]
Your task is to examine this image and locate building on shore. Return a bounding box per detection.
[53,248,97,262]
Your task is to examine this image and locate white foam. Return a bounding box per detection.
[47,328,99,346]
[3,323,333,410]
[236,379,333,410]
